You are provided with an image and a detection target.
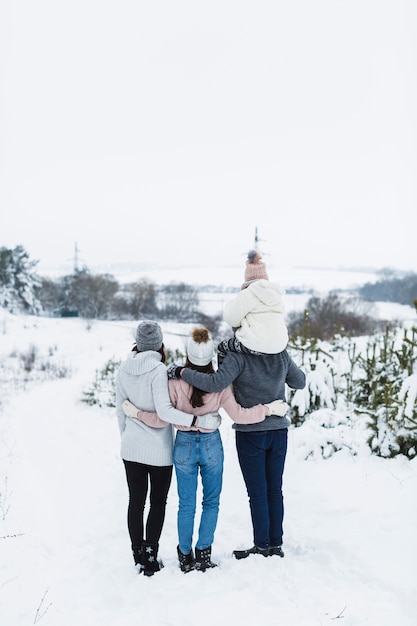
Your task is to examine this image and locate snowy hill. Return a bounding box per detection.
[1,311,416,626]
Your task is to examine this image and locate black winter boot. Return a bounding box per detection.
[142,542,163,577]
[132,545,144,572]
[270,545,285,558]
[177,545,195,573]
[195,546,217,572]
[233,545,270,560]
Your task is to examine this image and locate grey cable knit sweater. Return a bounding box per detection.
[115,350,194,466]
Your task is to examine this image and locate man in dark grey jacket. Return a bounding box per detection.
[178,348,306,559]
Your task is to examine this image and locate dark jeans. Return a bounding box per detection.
[123,460,173,548]
[235,429,288,549]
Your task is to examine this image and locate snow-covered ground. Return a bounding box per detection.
[1,310,416,626]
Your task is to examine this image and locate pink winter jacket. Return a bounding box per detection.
[134,378,268,432]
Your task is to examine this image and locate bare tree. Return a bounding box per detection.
[158,282,199,321]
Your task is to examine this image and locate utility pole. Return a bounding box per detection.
[74,242,79,273]
[254,227,260,250]
[253,227,267,254]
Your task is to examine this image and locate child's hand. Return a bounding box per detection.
[264,399,289,417]
[122,399,139,418]
[195,412,222,429]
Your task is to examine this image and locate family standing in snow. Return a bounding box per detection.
[115,250,306,575]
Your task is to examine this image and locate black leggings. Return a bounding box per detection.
[123,460,173,548]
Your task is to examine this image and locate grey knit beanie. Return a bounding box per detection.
[135,320,163,352]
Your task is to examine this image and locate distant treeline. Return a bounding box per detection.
[2,245,416,343]
[0,245,222,334]
[359,272,417,307]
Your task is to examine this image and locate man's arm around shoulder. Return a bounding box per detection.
[181,352,242,393]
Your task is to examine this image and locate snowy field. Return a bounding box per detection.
[1,303,416,626]
[85,263,381,293]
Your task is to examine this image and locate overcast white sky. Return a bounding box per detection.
[1,1,416,277]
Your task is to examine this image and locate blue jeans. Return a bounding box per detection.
[235,429,288,549]
[173,429,224,555]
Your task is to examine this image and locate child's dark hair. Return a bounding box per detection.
[186,357,215,408]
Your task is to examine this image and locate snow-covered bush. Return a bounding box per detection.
[290,359,335,423]
[353,326,417,458]
[82,358,120,408]
[0,246,42,315]
[293,409,367,460]
[288,325,417,459]
[0,345,70,392]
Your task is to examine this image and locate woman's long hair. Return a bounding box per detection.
[185,357,215,408]
[132,343,166,364]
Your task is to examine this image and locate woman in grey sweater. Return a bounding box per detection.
[115,320,219,576]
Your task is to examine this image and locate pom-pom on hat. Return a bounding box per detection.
[187,327,214,366]
[136,320,163,352]
[242,249,269,287]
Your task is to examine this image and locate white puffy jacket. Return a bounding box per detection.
[223,279,289,354]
